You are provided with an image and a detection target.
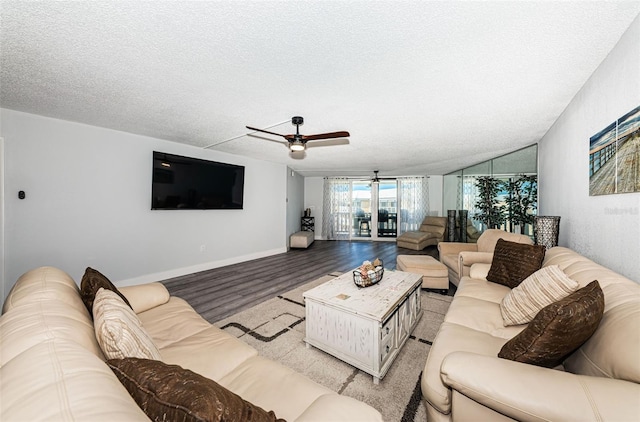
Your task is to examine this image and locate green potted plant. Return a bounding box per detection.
[504,175,537,234]
[473,176,506,230]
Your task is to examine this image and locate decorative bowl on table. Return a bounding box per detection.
[353,259,384,288]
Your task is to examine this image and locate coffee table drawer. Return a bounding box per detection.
[380,328,397,367]
[380,314,395,343]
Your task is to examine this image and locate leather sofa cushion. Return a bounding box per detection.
[454,277,511,304]
[0,301,104,365]
[139,298,258,382]
[107,358,284,422]
[93,288,162,360]
[564,282,640,383]
[0,340,149,421]
[544,247,640,383]
[487,239,546,288]
[469,263,491,280]
[80,267,132,317]
[138,296,217,348]
[444,295,525,340]
[295,393,388,422]
[219,356,337,422]
[159,326,259,382]
[499,280,604,368]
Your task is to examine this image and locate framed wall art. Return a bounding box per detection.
[589,105,640,196]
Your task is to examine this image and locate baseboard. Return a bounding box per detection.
[117,247,287,287]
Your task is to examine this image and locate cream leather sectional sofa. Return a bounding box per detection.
[0,266,382,421]
[421,246,640,422]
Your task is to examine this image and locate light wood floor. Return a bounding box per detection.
[161,240,448,323]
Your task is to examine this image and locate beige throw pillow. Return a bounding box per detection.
[500,265,579,326]
[93,288,162,360]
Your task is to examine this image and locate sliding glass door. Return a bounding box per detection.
[352,181,372,238]
[351,180,397,240]
[323,176,428,241]
[377,181,397,238]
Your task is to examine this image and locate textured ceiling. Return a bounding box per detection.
[2,1,639,177]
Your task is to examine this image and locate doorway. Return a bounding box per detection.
[351,180,397,240]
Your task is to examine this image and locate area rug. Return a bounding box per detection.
[215,273,452,422]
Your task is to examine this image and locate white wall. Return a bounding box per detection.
[1,109,288,296]
[286,168,305,246]
[304,177,325,239]
[304,175,443,239]
[0,137,5,300]
[428,175,443,216]
[538,15,640,282]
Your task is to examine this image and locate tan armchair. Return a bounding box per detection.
[438,229,533,286]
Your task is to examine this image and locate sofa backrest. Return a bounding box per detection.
[476,229,533,253]
[3,266,87,314]
[419,216,447,236]
[543,247,640,384]
[0,266,149,420]
[1,266,103,365]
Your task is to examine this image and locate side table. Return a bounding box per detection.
[301,216,315,232]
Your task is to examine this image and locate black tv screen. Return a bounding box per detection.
[152,151,245,210]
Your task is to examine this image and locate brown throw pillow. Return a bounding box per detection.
[498,280,604,368]
[107,358,285,422]
[487,239,546,288]
[80,267,132,316]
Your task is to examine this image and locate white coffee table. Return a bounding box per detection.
[303,270,423,383]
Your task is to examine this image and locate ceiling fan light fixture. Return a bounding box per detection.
[290,140,306,152]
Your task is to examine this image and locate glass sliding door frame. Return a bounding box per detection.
[351,181,372,238]
[350,179,397,241]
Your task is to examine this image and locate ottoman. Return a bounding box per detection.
[396,255,449,291]
[290,231,314,248]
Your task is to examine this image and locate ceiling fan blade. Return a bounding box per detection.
[246,126,290,139]
[302,131,350,141]
[305,138,350,148]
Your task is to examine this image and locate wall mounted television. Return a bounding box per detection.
[152,151,245,210]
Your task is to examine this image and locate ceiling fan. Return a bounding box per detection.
[246,116,350,152]
[371,170,396,183]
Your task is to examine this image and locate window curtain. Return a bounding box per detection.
[397,177,429,235]
[322,178,351,240]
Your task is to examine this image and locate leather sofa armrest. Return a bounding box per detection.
[119,283,170,314]
[458,251,493,266]
[458,252,493,279]
[441,352,640,422]
[437,242,478,258]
